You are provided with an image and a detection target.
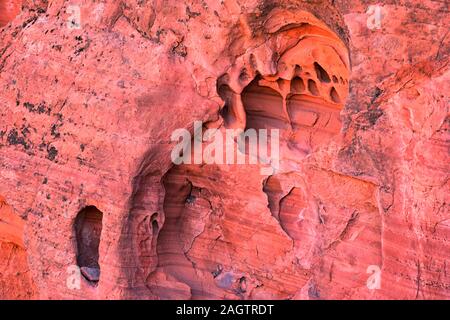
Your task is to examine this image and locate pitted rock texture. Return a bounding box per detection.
[0,0,449,300]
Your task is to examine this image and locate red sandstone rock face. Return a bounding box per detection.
[0,1,21,28]
[0,0,449,300]
[0,196,37,299]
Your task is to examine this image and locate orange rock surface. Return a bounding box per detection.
[0,1,21,28]
[0,196,37,299]
[0,0,448,299]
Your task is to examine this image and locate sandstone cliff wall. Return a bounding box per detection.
[0,0,448,299]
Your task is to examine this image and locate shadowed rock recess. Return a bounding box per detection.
[0,0,449,299]
[75,206,102,283]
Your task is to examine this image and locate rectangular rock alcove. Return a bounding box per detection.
[74,206,103,284]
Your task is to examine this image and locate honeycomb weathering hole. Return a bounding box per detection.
[242,78,288,131]
[75,206,103,283]
[217,17,350,156]
[307,79,320,96]
[314,62,331,83]
[330,87,341,103]
[291,77,305,93]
